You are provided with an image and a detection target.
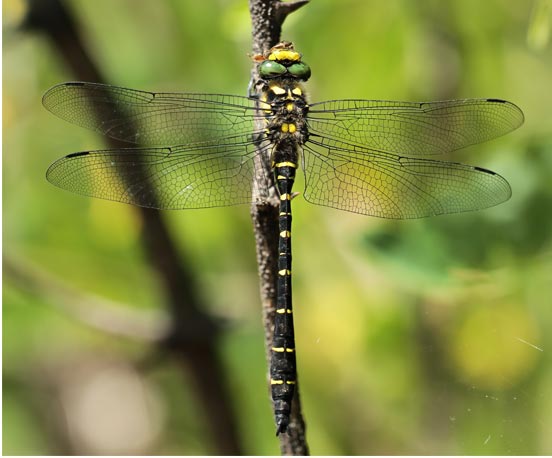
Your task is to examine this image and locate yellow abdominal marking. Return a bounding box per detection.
[268,50,300,61]
[270,84,286,95]
[286,380,296,385]
[272,347,294,353]
[276,308,293,314]
[275,162,297,168]
[288,123,296,133]
[277,175,286,180]
[278,269,291,276]
[280,193,292,200]
[281,123,289,133]
[280,230,291,238]
[292,87,302,96]
[270,379,284,385]
[279,212,290,216]
[286,103,294,111]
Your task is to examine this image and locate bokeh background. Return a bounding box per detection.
[3,0,552,454]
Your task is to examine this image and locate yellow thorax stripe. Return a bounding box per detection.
[258,100,271,111]
[269,84,286,95]
[280,122,297,133]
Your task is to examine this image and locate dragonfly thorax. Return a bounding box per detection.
[261,79,309,149]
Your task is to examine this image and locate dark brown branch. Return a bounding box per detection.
[274,0,309,24]
[249,0,310,455]
[22,0,242,454]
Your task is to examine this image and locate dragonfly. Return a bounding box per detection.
[43,41,524,435]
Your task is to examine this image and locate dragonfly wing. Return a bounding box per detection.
[43,82,258,146]
[302,138,511,219]
[46,135,266,210]
[307,98,524,155]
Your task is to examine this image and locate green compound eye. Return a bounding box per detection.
[287,62,311,80]
[259,60,287,78]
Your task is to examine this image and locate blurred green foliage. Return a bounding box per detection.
[3,0,552,454]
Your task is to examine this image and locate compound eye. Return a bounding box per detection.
[259,60,287,78]
[287,62,311,81]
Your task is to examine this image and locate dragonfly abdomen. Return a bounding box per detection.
[270,156,297,435]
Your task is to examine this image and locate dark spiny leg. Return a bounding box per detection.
[271,160,297,435]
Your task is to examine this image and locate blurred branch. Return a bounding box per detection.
[4,254,169,341]
[527,0,552,51]
[249,0,309,455]
[22,0,242,454]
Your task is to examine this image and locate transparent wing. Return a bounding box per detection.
[302,137,511,219]
[46,135,270,210]
[307,98,524,155]
[43,82,260,146]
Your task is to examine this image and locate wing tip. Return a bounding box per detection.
[486,98,525,129]
[42,81,78,111]
[42,81,101,111]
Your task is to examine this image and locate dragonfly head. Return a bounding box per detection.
[257,41,311,81]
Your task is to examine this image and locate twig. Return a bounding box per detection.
[22,0,242,454]
[249,0,310,455]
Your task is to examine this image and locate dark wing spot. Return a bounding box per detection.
[66,151,91,158]
[473,166,497,175]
